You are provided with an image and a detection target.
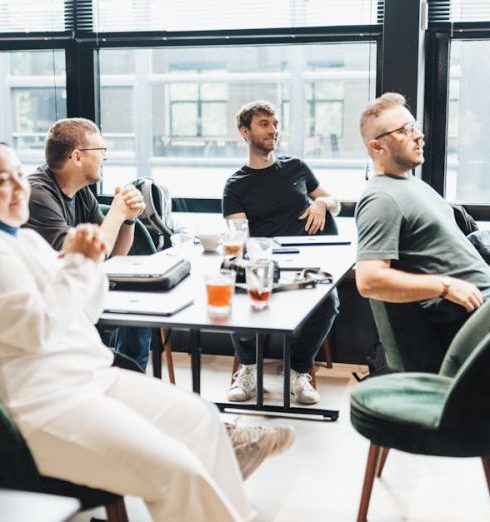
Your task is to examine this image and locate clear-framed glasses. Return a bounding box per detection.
[375,121,422,140]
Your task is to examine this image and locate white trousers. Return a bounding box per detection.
[24,369,254,522]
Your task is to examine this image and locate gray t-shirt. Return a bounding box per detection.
[355,173,490,321]
[25,165,104,251]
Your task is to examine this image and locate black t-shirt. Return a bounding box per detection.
[25,164,104,251]
[222,156,320,237]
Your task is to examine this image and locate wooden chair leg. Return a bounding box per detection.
[322,337,333,369]
[105,497,129,522]
[230,354,240,385]
[481,457,490,497]
[309,365,317,389]
[357,443,380,522]
[160,328,175,384]
[376,447,390,477]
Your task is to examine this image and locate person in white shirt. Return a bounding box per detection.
[0,142,258,521]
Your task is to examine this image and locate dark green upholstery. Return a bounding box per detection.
[351,298,490,457]
[369,299,446,373]
[99,203,156,255]
[0,405,123,510]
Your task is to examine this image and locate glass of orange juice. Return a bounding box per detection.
[205,269,236,317]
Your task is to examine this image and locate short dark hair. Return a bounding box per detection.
[45,118,100,169]
[236,100,277,130]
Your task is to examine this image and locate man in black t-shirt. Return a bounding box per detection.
[25,118,152,370]
[222,100,341,405]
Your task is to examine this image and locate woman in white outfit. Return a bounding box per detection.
[0,142,254,522]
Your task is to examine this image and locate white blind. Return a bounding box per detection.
[430,0,490,23]
[0,0,72,32]
[79,0,383,33]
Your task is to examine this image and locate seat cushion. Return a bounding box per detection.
[350,373,490,457]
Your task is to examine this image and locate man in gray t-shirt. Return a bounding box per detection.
[355,92,490,340]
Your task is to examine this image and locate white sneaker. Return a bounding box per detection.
[227,365,256,402]
[291,369,320,404]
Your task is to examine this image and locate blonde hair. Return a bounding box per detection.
[359,92,406,143]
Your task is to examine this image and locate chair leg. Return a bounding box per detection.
[309,365,317,389]
[230,354,240,385]
[105,498,129,522]
[376,447,390,477]
[322,337,333,369]
[357,443,380,522]
[481,457,490,497]
[160,328,175,384]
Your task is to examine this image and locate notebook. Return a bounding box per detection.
[103,290,194,316]
[273,235,352,247]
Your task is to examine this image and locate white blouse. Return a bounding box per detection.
[0,229,115,436]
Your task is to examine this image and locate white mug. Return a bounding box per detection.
[198,233,220,252]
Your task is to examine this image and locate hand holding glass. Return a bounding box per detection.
[246,260,274,310]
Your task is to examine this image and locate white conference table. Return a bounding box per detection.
[99,240,357,420]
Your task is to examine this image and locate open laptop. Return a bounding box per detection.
[273,235,352,247]
[104,290,194,316]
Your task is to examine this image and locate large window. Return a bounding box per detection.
[446,40,490,204]
[0,50,67,173]
[98,43,376,200]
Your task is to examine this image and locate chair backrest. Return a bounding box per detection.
[369,299,445,373]
[0,405,42,489]
[99,204,157,255]
[439,329,490,427]
[439,298,490,378]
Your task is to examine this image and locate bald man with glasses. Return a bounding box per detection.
[355,92,490,350]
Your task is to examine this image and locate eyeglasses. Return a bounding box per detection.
[79,147,107,156]
[375,121,422,140]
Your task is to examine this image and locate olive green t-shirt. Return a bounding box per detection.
[355,173,490,321]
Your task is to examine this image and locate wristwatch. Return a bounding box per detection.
[440,276,451,299]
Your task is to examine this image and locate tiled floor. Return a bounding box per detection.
[73,354,490,521]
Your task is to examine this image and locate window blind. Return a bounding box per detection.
[0,0,73,33]
[76,0,383,33]
[429,0,490,23]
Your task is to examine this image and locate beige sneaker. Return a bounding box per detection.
[226,423,295,457]
[233,430,276,480]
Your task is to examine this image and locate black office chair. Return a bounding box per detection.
[0,404,128,522]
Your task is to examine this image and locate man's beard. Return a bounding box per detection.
[392,150,424,171]
[250,136,276,154]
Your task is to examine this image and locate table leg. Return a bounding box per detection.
[256,333,264,408]
[190,330,201,393]
[283,335,291,409]
[151,328,162,379]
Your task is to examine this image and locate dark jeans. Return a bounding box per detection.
[100,326,152,371]
[232,289,340,374]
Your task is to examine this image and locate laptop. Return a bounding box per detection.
[104,251,184,279]
[104,290,194,316]
[273,235,352,247]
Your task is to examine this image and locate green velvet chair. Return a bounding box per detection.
[351,298,490,522]
[0,404,128,521]
[99,204,176,383]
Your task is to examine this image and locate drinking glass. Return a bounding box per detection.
[246,237,273,263]
[205,269,236,317]
[223,219,249,259]
[246,260,274,310]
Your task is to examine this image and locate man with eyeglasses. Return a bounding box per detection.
[355,92,490,351]
[25,117,152,370]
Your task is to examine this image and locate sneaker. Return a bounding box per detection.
[233,430,276,480]
[227,365,256,402]
[226,423,295,457]
[291,369,320,404]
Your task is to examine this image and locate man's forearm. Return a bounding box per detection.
[357,267,444,302]
[312,195,341,216]
[100,209,132,256]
